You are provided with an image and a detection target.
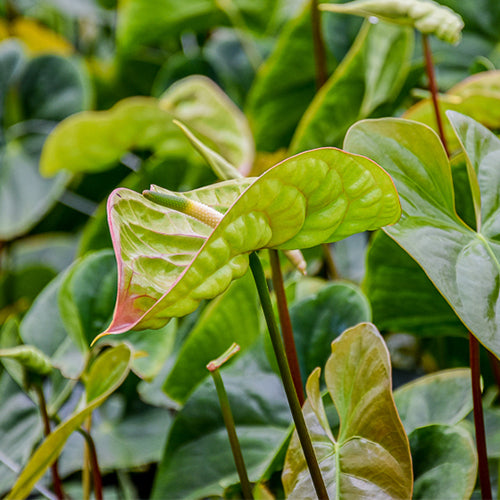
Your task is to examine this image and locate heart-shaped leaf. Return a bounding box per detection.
[289,281,371,380]
[100,147,400,337]
[282,323,412,499]
[320,0,464,44]
[394,368,473,435]
[7,343,132,500]
[290,20,413,153]
[344,116,500,357]
[409,424,477,500]
[40,75,254,176]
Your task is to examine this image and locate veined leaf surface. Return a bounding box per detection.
[282,323,412,499]
[344,115,500,357]
[100,148,400,337]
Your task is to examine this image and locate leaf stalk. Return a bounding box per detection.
[249,252,329,499]
[469,333,492,500]
[207,344,254,499]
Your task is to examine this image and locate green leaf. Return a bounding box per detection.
[409,424,477,499]
[320,0,464,44]
[404,70,500,152]
[41,75,254,176]
[289,281,371,380]
[344,117,500,357]
[20,272,85,379]
[291,20,413,153]
[394,368,473,434]
[101,147,400,336]
[159,75,254,174]
[0,372,42,494]
[6,343,132,500]
[59,250,117,351]
[365,231,467,337]
[19,54,91,121]
[0,345,52,376]
[60,396,171,475]
[283,323,412,499]
[152,347,291,500]
[163,272,260,403]
[0,137,69,240]
[245,4,332,152]
[173,119,243,180]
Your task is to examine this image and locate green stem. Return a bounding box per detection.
[209,362,254,499]
[422,34,449,157]
[469,333,492,500]
[249,252,329,499]
[269,250,305,405]
[77,427,103,500]
[34,385,64,500]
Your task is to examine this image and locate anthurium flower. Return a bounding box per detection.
[94,148,401,342]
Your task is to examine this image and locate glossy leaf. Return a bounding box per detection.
[289,281,371,380]
[291,20,413,153]
[344,117,500,357]
[404,70,500,152]
[0,372,42,494]
[152,347,291,500]
[320,0,464,44]
[394,368,473,434]
[282,323,412,499]
[245,4,334,152]
[6,344,131,500]
[40,75,253,176]
[163,273,260,403]
[365,230,467,337]
[101,147,400,336]
[409,425,477,499]
[20,273,85,379]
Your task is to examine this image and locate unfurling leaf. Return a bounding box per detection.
[282,323,413,499]
[320,0,463,44]
[96,148,401,339]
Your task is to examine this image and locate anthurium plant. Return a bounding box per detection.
[1,0,500,499]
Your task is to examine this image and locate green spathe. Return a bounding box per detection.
[97,147,401,339]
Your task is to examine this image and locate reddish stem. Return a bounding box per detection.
[422,34,449,157]
[311,0,328,88]
[35,385,64,500]
[469,333,492,500]
[269,250,305,406]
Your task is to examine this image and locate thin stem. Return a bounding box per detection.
[269,250,305,405]
[77,427,103,500]
[34,385,64,500]
[422,34,449,156]
[249,252,329,499]
[311,0,328,88]
[209,366,254,499]
[469,333,492,500]
[321,243,338,280]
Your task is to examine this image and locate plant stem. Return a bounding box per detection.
[422,34,449,157]
[269,249,305,405]
[321,243,338,280]
[77,427,103,500]
[311,0,328,88]
[208,347,254,500]
[469,333,492,500]
[249,252,329,499]
[34,385,64,500]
